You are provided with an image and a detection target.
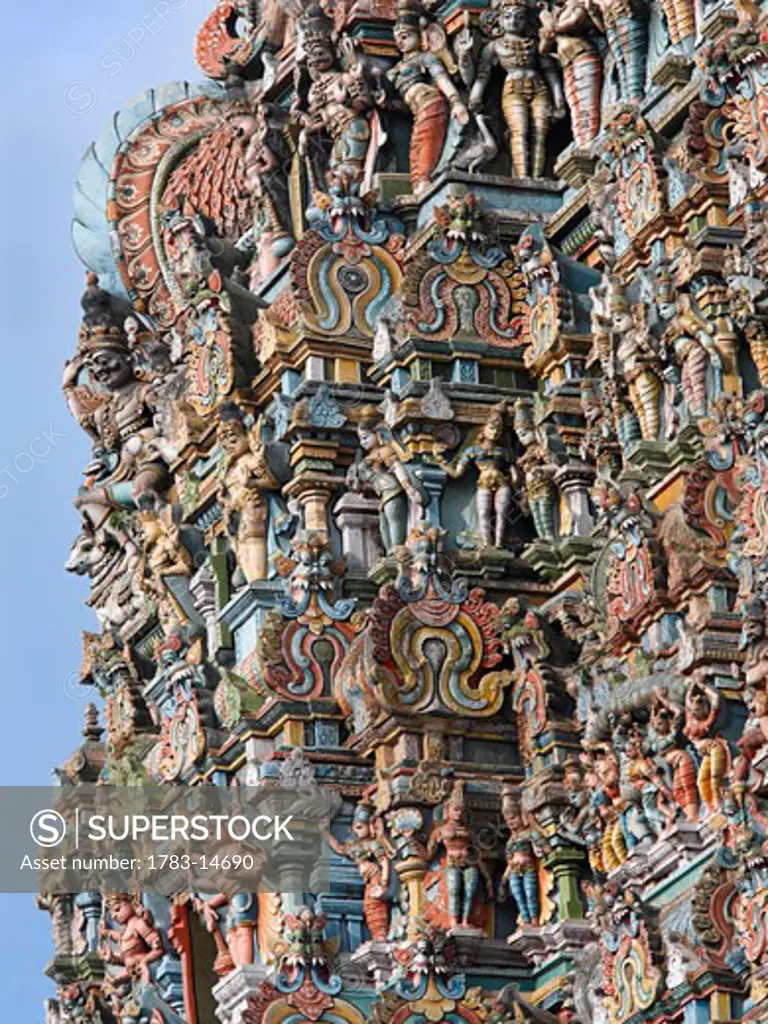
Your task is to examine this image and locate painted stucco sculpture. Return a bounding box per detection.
[43,0,768,1022]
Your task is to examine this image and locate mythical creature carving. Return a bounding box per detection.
[259,532,362,700]
[400,188,527,346]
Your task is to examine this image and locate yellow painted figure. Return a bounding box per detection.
[218,405,279,583]
[683,680,730,814]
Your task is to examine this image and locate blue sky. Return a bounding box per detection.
[0,3,204,1018]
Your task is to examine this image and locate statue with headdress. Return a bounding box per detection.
[134,497,194,630]
[468,0,560,179]
[327,801,392,941]
[660,286,724,422]
[426,781,494,930]
[64,274,173,529]
[432,401,520,549]
[98,894,164,1007]
[384,0,470,195]
[347,406,427,549]
[291,4,379,194]
[683,678,729,815]
[217,402,280,583]
[500,789,541,926]
[513,398,560,541]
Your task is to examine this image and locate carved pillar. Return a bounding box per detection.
[155,957,186,1016]
[169,903,199,1024]
[556,464,595,538]
[284,474,344,538]
[272,829,319,917]
[333,492,383,571]
[545,848,584,921]
[75,891,102,953]
[395,856,428,940]
[412,465,447,529]
[189,561,219,657]
[210,537,234,656]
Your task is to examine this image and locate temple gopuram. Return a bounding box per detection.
[41,0,768,1020]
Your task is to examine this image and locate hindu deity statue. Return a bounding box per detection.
[588,241,623,378]
[241,101,295,288]
[384,0,469,195]
[620,722,677,836]
[65,275,172,528]
[501,789,541,926]
[557,757,606,874]
[292,4,377,193]
[588,257,666,445]
[134,499,193,628]
[593,0,648,102]
[470,0,559,179]
[218,403,280,583]
[426,781,494,930]
[649,688,699,822]
[683,679,729,814]
[586,742,654,872]
[661,291,724,420]
[347,406,427,549]
[614,301,665,441]
[513,399,560,541]
[99,894,164,993]
[538,0,604,149]
[432,402,520,549]
[328,802,392,941]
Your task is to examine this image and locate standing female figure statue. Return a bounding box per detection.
[385,0,470,194]
[433,403,519,548]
